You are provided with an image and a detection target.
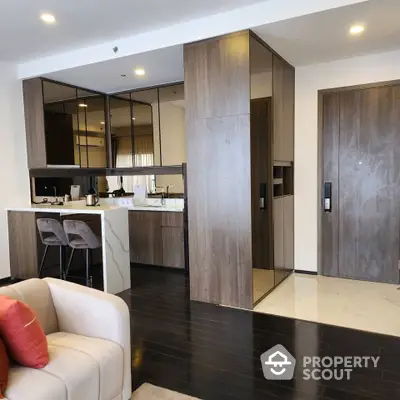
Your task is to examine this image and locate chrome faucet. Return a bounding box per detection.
[166,185,175,200]
[155,186,165,205]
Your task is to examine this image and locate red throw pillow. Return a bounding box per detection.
[0,337,8,399]
[0,295,49,368]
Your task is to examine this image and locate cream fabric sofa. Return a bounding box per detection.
[0,278,131,400]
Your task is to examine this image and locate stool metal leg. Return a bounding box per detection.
[66,248,75,278]
[85,248,93,288]
[59,246,66,280]
[39,245,49,278]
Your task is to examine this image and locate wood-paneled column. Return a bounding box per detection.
[184,31,253,309]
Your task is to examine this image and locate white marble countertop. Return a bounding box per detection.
[6,199,184,214]
[6,202,120,215]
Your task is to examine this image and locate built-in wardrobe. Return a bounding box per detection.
[185,31,294,309]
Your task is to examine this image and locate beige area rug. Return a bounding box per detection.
[132,383,201,400]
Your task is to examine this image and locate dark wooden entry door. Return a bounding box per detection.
[322,85,400,284]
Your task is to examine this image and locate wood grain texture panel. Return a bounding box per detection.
[161,212,184,228]
[185,33,253,309]
[283,195,294,272]
[23,78,46,168]
[8,211,38,279]
[250,98,273,272]
[129,211,162,265]
[184,31,250,120]
[338,86,400,284]
[186,115,252,308]
[273,198,285,285]
[162,227,185,269]
[321,92,340,277]
[161,212,184,269]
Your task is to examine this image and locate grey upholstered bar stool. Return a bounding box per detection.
[36,218,69,279]
[63,220,101,287]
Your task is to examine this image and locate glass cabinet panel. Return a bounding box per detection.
[42,80,77,166]
[109,96,134,168]
[76,89,107,169]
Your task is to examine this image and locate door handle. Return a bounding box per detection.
[260,183,266,210]
[324,182,332,212]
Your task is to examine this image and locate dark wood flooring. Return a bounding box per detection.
[117,266,400,400]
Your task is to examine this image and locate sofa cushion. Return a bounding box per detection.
[5,366,67,400]
[0,337,8,398]
[0,279,58,335]
[0,295,49,369]
[47,332,124,400]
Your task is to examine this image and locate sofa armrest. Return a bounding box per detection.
[44,278,131,400]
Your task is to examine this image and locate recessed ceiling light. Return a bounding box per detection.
[132,117,136,120]
[40,13,56,24]
[100,121,105,125]
[79,103,88,108]
[134,68,146,76]
[349,24,365,35]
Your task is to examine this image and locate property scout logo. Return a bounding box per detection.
[261,345,380,381]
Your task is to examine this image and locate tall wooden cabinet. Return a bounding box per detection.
[185,31,295,309]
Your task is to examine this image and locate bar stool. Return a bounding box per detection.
[63,220,101,287]
[36,218,69,279]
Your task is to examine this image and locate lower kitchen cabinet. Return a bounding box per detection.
[128,211,185,269]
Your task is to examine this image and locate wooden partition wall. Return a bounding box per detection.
[185,31,253,309]
[185,31,295,309]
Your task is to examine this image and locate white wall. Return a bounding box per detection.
[0,63,30,278]
[295,49,400,273]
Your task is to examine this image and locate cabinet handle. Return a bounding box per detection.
[324,182,332,212]
[260,183,267,210]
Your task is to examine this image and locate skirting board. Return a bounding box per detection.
[295,270,318,275]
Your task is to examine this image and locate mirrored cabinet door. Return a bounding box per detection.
[42,80,77,166]
[76,89,107,168]
[250,35,275,304]
[109,96,134,168]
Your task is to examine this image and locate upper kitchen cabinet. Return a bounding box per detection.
[112,89,156,169]
[157,84,186,193]
[75,89,107,168]
[23,78,107,169]
[112,84,186,194]
[272,56,295,162]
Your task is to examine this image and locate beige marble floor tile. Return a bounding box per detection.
[253,269,275,303]
[254,273,400,337]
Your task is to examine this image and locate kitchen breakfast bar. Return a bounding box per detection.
[6,202,131,294]
[6,198,185,294]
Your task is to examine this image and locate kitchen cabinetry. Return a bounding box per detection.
[23,78,108,169]
[128,211,184,269]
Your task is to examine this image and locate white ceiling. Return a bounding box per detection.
[0,0,265,62]
[31,0,400,94]
[254,0,400,66]
[45,45,184,93]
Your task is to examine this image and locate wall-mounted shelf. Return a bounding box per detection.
[273,163,293,198]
